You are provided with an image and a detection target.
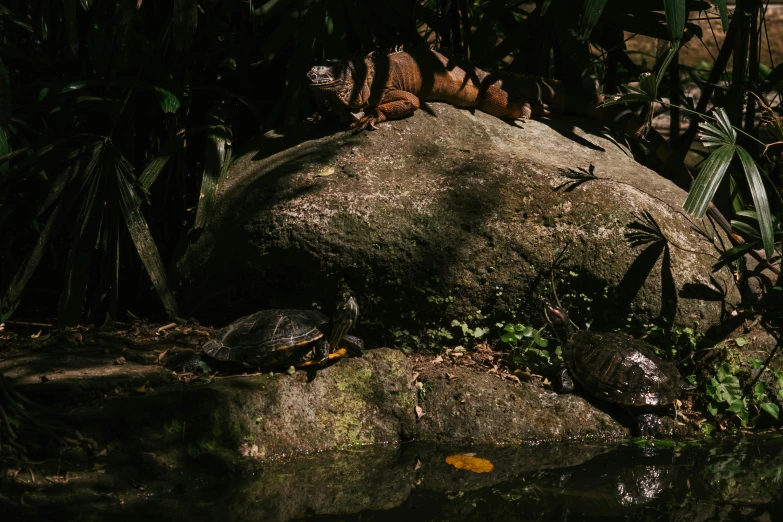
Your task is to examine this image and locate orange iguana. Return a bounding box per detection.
[306,47,745,250]
[306,47,634,132]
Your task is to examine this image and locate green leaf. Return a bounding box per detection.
[2,202,67,316]
[574,0,608,41]
[734,337,748,347]
[713,242,756,271]
[154,87,181,114]
[103,208,120,329]
[731,220,760,240]
[663,0,686,44]
[654,44,681,91]
[194,125,230,229]
[0,131,8,174]
[683,144,735,218]
[707,402,718,417]
[173,0,199,52]
[0,4,34,32]
[599,92,655,108]
[712,375,743,404]
[113,145,182,321]
[504,324,516,332]
[0,56,10,129]
[63,0,79,57]
[761,403,780,420]
[762,62,783,91]
[714,0,728,31]
[139,142,174,191]
[472,327,489,338]
[735,146,775,258]
[727,400,746,413]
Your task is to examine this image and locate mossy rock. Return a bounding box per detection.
[174,103,738,340]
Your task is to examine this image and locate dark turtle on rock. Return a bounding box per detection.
[544,302,694,436]
[199,297,363,370]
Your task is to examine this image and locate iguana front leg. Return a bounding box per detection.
[352,90,421,130]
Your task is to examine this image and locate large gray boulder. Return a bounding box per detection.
[174,104,738,341]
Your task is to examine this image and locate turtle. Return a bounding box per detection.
[544,302,694,436]
[201,297,363,370]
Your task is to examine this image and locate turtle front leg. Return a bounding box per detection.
[635,413,661,438]
[553,368,575,393]
[340,334,364,357]
[314,338,331,365]
[325,335,364,360]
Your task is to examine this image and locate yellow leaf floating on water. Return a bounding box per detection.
[445,454,494,473]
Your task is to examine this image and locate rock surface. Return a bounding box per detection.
[174,103,738,339]
[414,363,625,443]
[93,348,627,459]
[1,345,628,461]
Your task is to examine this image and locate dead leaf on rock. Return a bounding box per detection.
[45,474,69,484]
[411,372,420,384]
[31,330,42,339]
[156,323,176,335]
[156,349,170,364]
[114,356,126,366]
[432,356,443,364]
[446,373,456,381]
[415,405,425,419]
[445,454,494,473]
[414,459,422,471]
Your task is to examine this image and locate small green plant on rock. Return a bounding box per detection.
[499,323,561,373]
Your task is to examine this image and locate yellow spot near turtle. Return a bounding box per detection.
[445,454,494,474]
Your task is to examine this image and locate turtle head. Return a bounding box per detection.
[328,296,359,348]
[543,301,574,344]
[306,57,374,111]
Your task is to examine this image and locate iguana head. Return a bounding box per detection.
[306,57,374,111]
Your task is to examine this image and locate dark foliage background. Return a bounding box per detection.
[0,0,780,327]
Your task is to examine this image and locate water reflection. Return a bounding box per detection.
[272,438,783,522]
[7,437,783,521]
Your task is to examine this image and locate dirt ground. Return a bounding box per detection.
[625,5,783,69]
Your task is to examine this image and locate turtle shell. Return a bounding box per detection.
[564,330,684,408]
[203,309,330,364]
